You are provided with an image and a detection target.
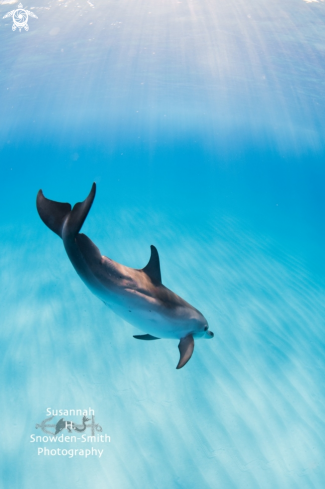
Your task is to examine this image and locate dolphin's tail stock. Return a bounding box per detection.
[36,183,96,240]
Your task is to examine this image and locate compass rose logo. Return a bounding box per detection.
[3,3,38,32]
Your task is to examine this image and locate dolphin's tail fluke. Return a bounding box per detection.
[36,183,96,240]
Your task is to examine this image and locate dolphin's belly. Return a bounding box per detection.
[99,289,191,339]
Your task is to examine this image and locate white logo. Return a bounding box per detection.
[3,3,38,32]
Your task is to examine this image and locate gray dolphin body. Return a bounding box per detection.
[36,183,213,369]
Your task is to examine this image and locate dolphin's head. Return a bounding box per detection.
[190,310,214,339]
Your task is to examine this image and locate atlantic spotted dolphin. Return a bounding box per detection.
[36,183,214,369]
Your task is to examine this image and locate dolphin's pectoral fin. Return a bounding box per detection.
[133,334,160,340]
[142,245,161,284]
[177,334,194,369]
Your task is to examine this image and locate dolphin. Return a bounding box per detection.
[36,183,214,369]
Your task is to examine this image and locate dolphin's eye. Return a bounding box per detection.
[204,326,208,331]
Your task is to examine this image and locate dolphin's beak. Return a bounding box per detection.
[205,330,214,339]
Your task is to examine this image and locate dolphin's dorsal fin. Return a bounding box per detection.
[142,245,161,284]
[177,335,194,369]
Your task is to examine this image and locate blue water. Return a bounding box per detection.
[1,0,325,487]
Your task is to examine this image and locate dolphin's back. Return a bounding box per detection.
[36,184,156,297]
